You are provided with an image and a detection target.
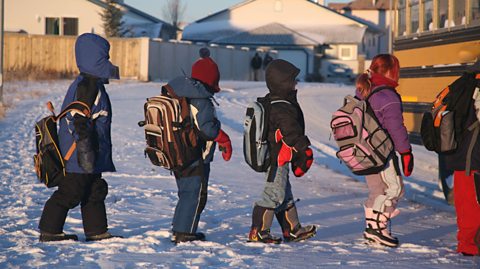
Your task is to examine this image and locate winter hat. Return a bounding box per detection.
[265,59,300,97]
[191,48,221,92]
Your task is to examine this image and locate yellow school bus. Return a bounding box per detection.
[393,0,480,203]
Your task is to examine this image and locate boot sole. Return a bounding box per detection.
[363,232,398,248]
[39,235,78,242]
[247,238,282,244]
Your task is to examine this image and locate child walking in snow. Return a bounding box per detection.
[443,63,480,256]
[166,48,232,243]
[355,54,413,247]
[248,59,316,243]
[38,33,120,242]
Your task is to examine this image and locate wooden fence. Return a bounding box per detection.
[4,33,143,79]
[4,33,255,82]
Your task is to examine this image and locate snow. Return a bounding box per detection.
[0,80,479,268]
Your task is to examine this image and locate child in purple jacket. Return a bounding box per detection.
[355,54,414,247]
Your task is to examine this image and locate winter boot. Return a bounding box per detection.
[172,232,206,244]
[276,204,316,242]
[86,232,123,242]
[39,232,78,242]
[363,208,399,247]
[248,205,281,244]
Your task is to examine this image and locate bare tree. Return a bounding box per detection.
[162,0,187,30]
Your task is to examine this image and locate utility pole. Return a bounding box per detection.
[0,0,4,114]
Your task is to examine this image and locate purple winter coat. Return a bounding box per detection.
[356,87,411,153]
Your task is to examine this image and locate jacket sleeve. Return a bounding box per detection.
[190,97,221,141]
[271,103,310,151]
[376,94,411,153]
[72,77,99,173]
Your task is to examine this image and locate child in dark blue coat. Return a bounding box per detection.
[38,33,120,242]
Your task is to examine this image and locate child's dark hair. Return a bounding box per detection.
[356,54,400,98]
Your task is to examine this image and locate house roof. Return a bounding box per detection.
[87,0,170,25]
[211,23,320,46]
[328,0,392,11]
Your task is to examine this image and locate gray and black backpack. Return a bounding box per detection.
[243,96,290,172]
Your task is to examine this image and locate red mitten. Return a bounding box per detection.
[214,129,232,161]
[400,149,414,177]
[292,148,314,177]
[275,129,293,166]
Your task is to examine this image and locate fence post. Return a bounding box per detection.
[139,38,150,82]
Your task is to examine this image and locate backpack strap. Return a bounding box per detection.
[466,121,480,176]
[53,101,91,122]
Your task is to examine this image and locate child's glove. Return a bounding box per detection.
[214,129,232,161]
[400,149,414,177]
[292,148,314,177]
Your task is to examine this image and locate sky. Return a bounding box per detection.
[125,0,352,23]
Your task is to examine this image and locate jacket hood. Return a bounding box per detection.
[167,76,214,99]
[265,59,300,98]
[75,33,119,80]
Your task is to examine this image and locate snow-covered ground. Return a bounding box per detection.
[0,80,478,268]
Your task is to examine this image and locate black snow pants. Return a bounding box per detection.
[39,173,108,236]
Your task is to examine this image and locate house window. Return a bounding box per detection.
[45,17,60,35]
[63,18,78,36]
[339,45,355,60]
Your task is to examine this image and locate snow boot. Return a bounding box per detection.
[39,232,78,242]
[86,232,122,242]
[172,232,206,244]
[248,205,281,244]
[363,208,399,247]
[276,204,316,242]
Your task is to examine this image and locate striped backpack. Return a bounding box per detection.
[330,87,394,175]
[139,84,200,171]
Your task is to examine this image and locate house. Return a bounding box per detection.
[5,0,175,39]
[182,0,381,81]
[329,0,392,55]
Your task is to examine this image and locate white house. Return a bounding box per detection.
[329,0,392,55]
[182,0,381,81]
[5,0,175,39]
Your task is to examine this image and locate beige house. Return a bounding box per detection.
[329,0,392,55]
[5,0,175,39]
[182,0,381,81]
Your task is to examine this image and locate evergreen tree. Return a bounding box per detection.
[101,0,124,37]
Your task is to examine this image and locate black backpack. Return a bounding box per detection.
[421,72,480,154]
[34,101,90,187]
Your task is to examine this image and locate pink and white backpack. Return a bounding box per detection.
[330,90,394,175]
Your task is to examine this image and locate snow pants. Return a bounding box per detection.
[454,170,480,255]
[172,161,210,234]
[364,156,404,213]
[255,165,294,212]
[39,173,108,236]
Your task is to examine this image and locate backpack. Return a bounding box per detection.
[243,96,290,172]
[330,87,394,175]
[420,72,480,154]
[34,101,90,187]
[139,84,200,171]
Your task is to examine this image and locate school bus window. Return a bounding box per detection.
[410,0,420,33]
[398,0,407,36]
[472,0,480,25]
[423,0,434,30]
[439,0,450,28]
[453,0,466,26]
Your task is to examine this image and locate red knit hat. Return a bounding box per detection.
[191,48,221,92]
